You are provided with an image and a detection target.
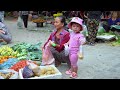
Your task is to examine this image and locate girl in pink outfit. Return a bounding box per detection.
[65,17,86,78]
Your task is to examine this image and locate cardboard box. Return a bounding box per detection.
[19,65,62,79]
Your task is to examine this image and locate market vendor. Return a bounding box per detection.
[42,16,71,68]
[103,11,120,32]
[0,21,12,44]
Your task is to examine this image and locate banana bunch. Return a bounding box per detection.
[0,45,18,57]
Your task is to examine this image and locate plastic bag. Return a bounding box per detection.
[81,24,88,37]
[17,16,23,29]
[78,45,84,60]
[27,60,38,69]
[64,44,69,56]
[97,26,105,35]
[0,69,18,79]
[41,41,55,65]
[110,25,120,29]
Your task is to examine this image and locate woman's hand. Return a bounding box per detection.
[48,40,56,47]
[0,29,5,34]
[48,40,53,46]
[117,22,120,25]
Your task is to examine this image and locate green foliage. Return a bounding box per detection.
[11,42,42,61]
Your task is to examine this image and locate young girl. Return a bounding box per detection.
[65,17,86,79]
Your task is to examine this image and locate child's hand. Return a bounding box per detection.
[78,52,83,59]
[78,45,84,59]
[64,43,68,46]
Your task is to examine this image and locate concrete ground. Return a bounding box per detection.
[3,18,120,79]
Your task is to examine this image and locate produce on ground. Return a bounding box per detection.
[10,60,27,72]
[0,69,18,79]
[0,45,18,57]
[39,66,56,76]
[110,40,120,46]
[110,33,120,46]
[11,42,42,61]
[0,58,19,69]
[21,66,57,78]
[0,45,19,64]
[0,72,14,79]
[32,17,46,23]
[0,56,15,64]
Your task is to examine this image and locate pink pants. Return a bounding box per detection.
[69,48,79,67]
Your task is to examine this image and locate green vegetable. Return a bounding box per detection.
[11,42,42,61]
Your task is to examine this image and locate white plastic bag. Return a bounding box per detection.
[17,16,23,29]
[41,41,55,66]
[64,44,69,56]
[27,60,38,69]
[78,45,84,60]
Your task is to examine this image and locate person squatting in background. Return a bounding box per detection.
[65,17,86,79]
[0,21,12,45]
[0,11,5,23]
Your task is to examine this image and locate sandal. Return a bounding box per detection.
[55,61,61,67]
[65,69,72,75]
[70,72,78,79]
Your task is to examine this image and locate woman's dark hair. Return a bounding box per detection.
[57,16,67,26]
[56,16,69,31]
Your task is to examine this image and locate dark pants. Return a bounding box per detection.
[102,24,110,32]
[50,47,71,68]
[0,33,12,43]
[21,15,28,28]
[111,27,120,32]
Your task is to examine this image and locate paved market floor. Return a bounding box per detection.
[4,18,120,79]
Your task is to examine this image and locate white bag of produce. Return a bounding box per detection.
[0,69,18,79]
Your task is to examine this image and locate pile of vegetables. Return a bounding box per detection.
[0,46,19,64]
[110,32,120,46]
[0,72,14,79]
[0,45,18,57]
[0,69,18,79]
[32,17,46,23]
[0,42,42,71]
[96,27,120,46]
[10,60,28,72]
[22,65,56,78]
[11,42,42,61]
[0,58,19,69]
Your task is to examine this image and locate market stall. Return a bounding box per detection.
[0,42,63,79]
[32,17,46,27]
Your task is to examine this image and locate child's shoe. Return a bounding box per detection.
[65,69,72,75]
[70,72,78,79]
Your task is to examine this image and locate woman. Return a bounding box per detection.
[108,11,120,32]
[0,21,12,45]
[42,16,71,68]
[103,11,120,32]
[19,11,29,29]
